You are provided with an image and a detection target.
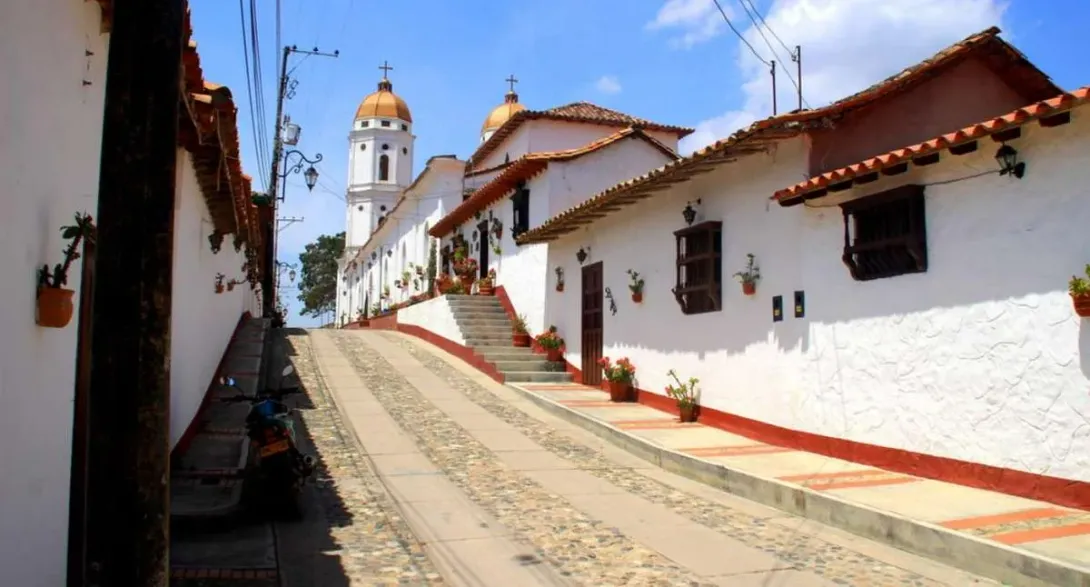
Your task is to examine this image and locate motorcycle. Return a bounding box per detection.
[220,365,315,517]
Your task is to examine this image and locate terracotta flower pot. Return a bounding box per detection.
[1073,293,1090,317]
[631,292,643,303]
[742,282,756,296]
[37,287,75,328]
[608,380,632,402]
[479,285,494,296]
[545,348,563,362]
[215,284,225,294]
[512,332,531,347]
[556,284,565,292]
[678,404,697,423]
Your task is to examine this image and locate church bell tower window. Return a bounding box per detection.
[378,154,390,182]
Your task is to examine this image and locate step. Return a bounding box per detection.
[455,317,512,328]
[491,359,566,372]
[446,297,504,308]
[500,371,573,383]
[466,336,517,346]
[474,346,536,359]
[451,309,508,319]
[461,326,515,338]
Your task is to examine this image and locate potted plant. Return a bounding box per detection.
[555,266,565,292]
[35,212,95,328]
[512,313,531,347]
[599,356,636,402]
[626,269,645,303]
[1070,264,1090,317]
[535,327,565,362]
[383,284,391,299]
[665,369,700,422]
[478,268,496,296]
[213,273,226,294]
[436,272,454,295]
[733,253,761,296]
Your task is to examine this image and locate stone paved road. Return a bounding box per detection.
[265,328,1002,587]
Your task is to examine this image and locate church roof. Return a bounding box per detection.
[514,26,1061,245]
[467,101,694,171]
[430,127,678,238]
[355,78,413,122]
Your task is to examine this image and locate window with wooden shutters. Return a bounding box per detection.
[511,182,530,237]
[840,184,927,281]
[672,220,722,315]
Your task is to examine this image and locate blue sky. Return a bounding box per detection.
[189,0,1086,326]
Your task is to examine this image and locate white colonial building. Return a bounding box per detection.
[335,76,693,327]
[512,29,1090,499]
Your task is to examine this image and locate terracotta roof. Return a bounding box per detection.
[514,26,1061,245]
[773,86,1090,204]
[430,128,679,238]
[467,101,694,171]
[178,8,262,263]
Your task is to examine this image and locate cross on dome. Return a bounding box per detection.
[379,60,393,79]
[506,74,518,92]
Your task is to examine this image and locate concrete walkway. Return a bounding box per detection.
[317,329,1000,586]
[501,382,1090,587]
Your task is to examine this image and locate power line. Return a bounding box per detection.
[710,0,769,67]
[738,0,809,110]
[741,0,793,56]
[237,0,267,191]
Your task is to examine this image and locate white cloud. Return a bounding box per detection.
[646,0,726,49]
[595,75,623,95]
[672,0,1008,153]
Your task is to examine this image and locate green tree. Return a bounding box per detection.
[297,232,345,318]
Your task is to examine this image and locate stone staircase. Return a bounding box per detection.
[446,295,572,383]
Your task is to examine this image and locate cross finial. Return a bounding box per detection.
[379,60,393,78]
[506,74,519,93]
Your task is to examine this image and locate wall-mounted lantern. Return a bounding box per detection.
[576,248,588,264]
[303,166,319,191]
[682,198,702,225]
[995,144,1026,179]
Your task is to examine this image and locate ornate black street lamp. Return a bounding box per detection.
[277,149,323,200]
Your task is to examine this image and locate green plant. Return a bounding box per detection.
[664,369,700,409]
[733,253,761,285]
[427,239,438,293]
[1070,265,1090,296]
[535,326,565,350]
[599,356,636,383]
[382,284,391,299]
[512,313,528,334]
[37,212,95,289]
[626,269,644,295]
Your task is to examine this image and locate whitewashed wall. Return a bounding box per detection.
[397,296,466,344]
[475,119,680,170]
[0,2,109,585]
[550,113,1090,483]
[170,150,261,447]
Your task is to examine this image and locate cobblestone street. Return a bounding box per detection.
[253,328,1003,587]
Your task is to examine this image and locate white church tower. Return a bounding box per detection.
[337,62,415,325]
[345,62,415,252]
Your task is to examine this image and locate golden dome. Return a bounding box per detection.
[481,90,526,133]
[355,78,412,123]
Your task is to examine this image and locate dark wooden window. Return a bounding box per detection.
[380,120,391,127]
[511,182,530,238]
[840,184,927,281]
[378,154,390,181]
[672,220,722,315]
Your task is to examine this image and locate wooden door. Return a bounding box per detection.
[476,221,489,279]
[581,262,604,385]
[67,240,95,586]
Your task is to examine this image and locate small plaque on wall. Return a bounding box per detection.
[772,295,783,322]
[794,290,805,318]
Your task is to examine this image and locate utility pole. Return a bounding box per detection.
[794,45,803,111]
[770,60,777,116]
[277,215,304,233]
[262,45,337,318]
[85,0,185,585]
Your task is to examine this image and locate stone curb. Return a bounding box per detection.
[505,384,1089,587]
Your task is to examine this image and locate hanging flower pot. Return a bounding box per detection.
[556,283,565,292]
[1070,269,1090,317]
[734,254,761,297]
[631,292,643,303]
[36,287,75,328]
[742,282,756,296]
